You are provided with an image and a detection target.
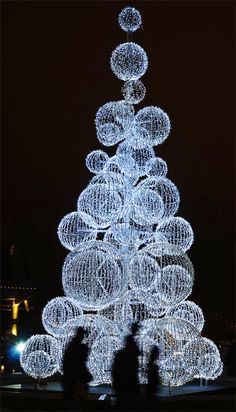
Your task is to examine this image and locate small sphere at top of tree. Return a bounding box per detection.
[122,80,146,104]
[110,42,148,81]
[118,7,142,32]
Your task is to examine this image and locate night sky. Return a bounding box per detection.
[1,1,235,321]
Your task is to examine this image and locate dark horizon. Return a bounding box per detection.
[1,1,235,320]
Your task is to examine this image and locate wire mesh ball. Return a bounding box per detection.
[88,334,123,385]
[116,136,155,177]
[86,150,109,174]
[129,252,160,292]
[166,301,204,332]
[77,184,123,229]
[146,156,168,178]
[111,219,153,249]
[118,7,142,32]
[134,106,171,146]
[42,297,83,337]
[95,101,134,146]
[159,353,197,387]
[57,211,97,251]
[110,42,148,81]
[20,334,61,379]
[184,337,222,380]
[132,187,164,224]
[157,216,194,252]
[156,264,194,306]
[62,241,127,310]
[122,80,146,104]
[138,177,180,219]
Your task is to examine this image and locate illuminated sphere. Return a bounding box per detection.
[122,80,146,104]
[159,353,196,387]
[166,301,204,332]
[146,156,168,178]
[118,7,142,32]
[138,177,180,218]
[156,264,194,306]
[42,297,82,337]
[95,101,134,146]
[62,241,126,310]
[77,184,123,228]
[117,137,155,177]
[110,43,148,81]
[86,150,109,174]
[57,211,97,251]
[111,219,153,249]
[132,187,164,224]
[157,216,194,252]
[134,106,171,146]
[20,334,61,379]
[184,337,222,380]
[129,252,160,291]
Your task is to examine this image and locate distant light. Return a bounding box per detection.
[16,342,26,353]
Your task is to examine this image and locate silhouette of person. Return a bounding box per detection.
[112,323,141,410]
[62,327,92,401]
[145,345,160,409]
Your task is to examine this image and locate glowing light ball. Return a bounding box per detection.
[134,106,171,146]
[146,157,168,178]
[111,219,153,249]
[116,137,155,177]
[138,177,180,218]
[159,353,197,387]
[57,211,97,251]
[86,150,109,174]
[166,301,204,332]
[129,252,160,292]
[157,216,194,252]
[110,43,148,81]
[62,241,127,310]
[122,80,146,104]
[95,101,134,146]
[20,334,61,379]
[118,7,142,32]
[42,297,82,337]
[77,184,123,228]
[132,188,164,224]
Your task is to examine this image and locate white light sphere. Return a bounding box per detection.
[132,187,164,224]
[20,334,61,379]
[86,150,109,174]
[134,106,171,146]
[57,211,97,251]
[77,184,123,228]
[159,353,197,387]
[129,252,160,292]
[111,219,153,249]
[157,216,194,252]
[118,7,142,32]
[62,241,127,310]
[122,80,146,104]
[138,177,180,219]
[166,301,204,332]
[110,42,148,81]
[95,101,134,146]
[42,297,82,337]
[146,156,168,178]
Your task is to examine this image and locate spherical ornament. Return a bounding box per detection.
[166,301,204,332]
[77,184,123,228]
[132,187,164,224]
[20,334,61,379]
[116,136,155,177]
[122,80,146,104]
[118,7,142,32]
[42,297,83,337]
[111,219,153,249]
[157,216,194,252]
[156,264,194,306]
[146,157,168,178]
[110,42,148,81]
[134,106,171,146]
[129,253,160,291]
[95,101,134,146]
[57,211,97,251]
[138,177,180,219]
[62,241,127,310]
[159,353,197,387]
[86,150,109,174]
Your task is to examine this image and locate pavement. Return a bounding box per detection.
[0,372,235,412]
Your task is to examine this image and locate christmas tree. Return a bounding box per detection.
[20,6,223,387]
